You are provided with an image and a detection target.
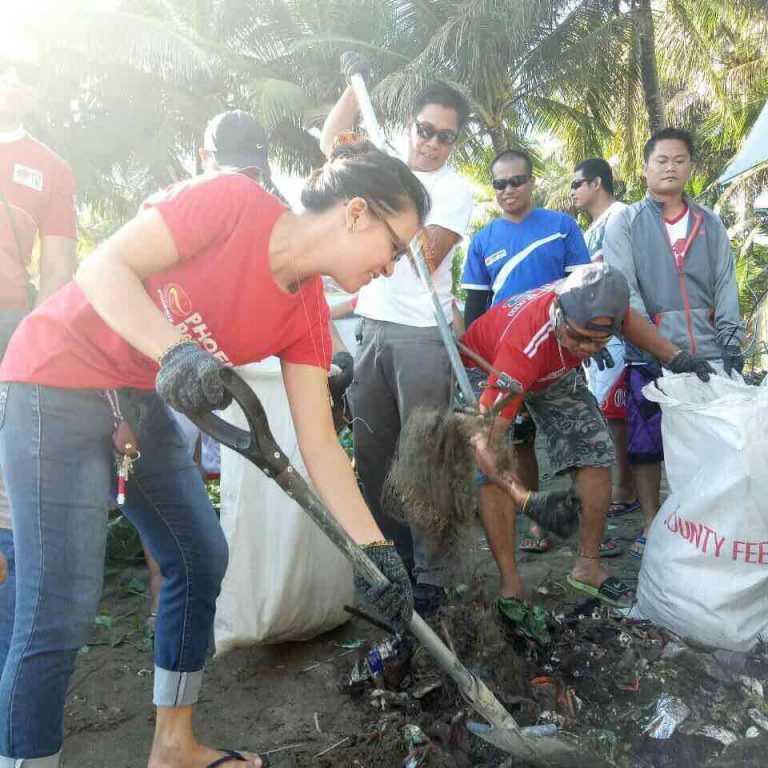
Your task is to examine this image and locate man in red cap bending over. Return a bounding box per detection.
[461,263,714,640]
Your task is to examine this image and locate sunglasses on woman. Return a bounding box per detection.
[414,121,458,146]
[491,175,530,191]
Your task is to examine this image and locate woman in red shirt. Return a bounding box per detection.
[0,141,428,768]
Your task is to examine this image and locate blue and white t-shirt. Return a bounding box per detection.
[461,208,590,305]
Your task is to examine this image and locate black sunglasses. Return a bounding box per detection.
[570,177,595,191]
[414,121,458,146]
[492,174,530,191]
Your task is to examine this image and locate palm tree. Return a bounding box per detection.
[24,0,337,227]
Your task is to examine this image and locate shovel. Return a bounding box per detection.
[191,367,602,766]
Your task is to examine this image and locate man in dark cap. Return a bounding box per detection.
[459,263,713,631]
[199,109,270,181]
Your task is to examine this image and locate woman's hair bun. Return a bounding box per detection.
[330,131,377,160]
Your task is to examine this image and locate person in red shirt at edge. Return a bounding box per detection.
[0,54,77,671]
[460,264,713,639]
[0,139,426,768]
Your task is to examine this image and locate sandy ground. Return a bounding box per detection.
[62,501,645,767]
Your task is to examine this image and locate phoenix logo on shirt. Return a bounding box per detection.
[157,283,231,365]
[162,283,193,318]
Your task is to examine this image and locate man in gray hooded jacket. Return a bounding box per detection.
[604,127,744,559]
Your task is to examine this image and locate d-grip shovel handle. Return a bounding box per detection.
[187,370,604,765]
[188,367,387,588]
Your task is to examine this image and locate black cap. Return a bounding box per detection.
[203,110,269,173]
[556,263,630,335]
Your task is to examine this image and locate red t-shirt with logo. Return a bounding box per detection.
[0,131,77,310]
[0,173,330,389]
[459,284,581,419]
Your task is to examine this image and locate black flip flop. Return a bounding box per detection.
[207,749,270,768]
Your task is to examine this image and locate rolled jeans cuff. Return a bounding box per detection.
[0,752,62,767]
[153,666,203,707]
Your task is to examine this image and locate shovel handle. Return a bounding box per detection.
[189,368,532,748]
[188,368,388,588]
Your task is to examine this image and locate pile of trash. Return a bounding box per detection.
[331,592,768,767]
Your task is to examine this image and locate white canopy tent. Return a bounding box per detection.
[717,100,768,186]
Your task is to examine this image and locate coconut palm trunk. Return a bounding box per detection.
[634,0,664,132]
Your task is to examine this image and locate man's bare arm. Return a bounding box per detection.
[417,225,461,272]
[320,86,360,159]
[36,235,77,305]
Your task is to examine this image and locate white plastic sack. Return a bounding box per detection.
[214,359,353,653]
[636,373,768,651]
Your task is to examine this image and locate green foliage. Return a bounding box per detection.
[12,0,768,250]
[106,513,144,566]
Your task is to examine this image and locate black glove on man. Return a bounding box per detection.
[328,350,354,406]
[722,344,745,376]
[665,350,715,382]
[156,341,233,414]
[588,346,614,372]
[353,542,414,627]
[340,51,373,85]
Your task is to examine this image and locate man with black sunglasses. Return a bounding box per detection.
[461,149,590,555]
[320,54,474,614]
[0,54,77,661]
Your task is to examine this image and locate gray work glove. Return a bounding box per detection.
[155,341,233,414]
[340,51,373,85]
[523,489,582,539]
[665,350,715,382]
[588,347,614,371]
[329,350,354,406]
[722,345,745,376]
[354,542,414,627]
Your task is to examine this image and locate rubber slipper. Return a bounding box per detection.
[629,535,647,559]
[607,500,640,518]
[599,538,624,558]
[497,596,551,644]
[520,537,551,554]
[208,749,269,768]
[566,575,635,609]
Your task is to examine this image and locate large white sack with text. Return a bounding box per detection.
[637,373,768,651]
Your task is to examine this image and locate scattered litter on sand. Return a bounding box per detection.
[324,589,768,767]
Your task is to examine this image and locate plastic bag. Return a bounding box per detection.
[214,359,353,652]
[636,372,768,651]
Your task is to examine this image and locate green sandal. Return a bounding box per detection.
[497,596,552,644]
[566,575,635,609]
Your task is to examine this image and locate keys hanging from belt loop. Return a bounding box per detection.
[116,452,134,506]
[103,390,140,508]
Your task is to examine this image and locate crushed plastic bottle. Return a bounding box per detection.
[347,636,404,688]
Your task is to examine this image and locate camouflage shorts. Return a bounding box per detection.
[467,368,615,476]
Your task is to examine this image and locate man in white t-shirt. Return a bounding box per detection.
[321,56,474,613]
[571,158,636,529]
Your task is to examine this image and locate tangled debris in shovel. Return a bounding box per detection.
[322,590,768,767]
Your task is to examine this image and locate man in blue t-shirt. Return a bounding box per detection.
[461,148,590,554]
[462,149,590,327]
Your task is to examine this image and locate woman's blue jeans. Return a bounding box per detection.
[0,383,228,764]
